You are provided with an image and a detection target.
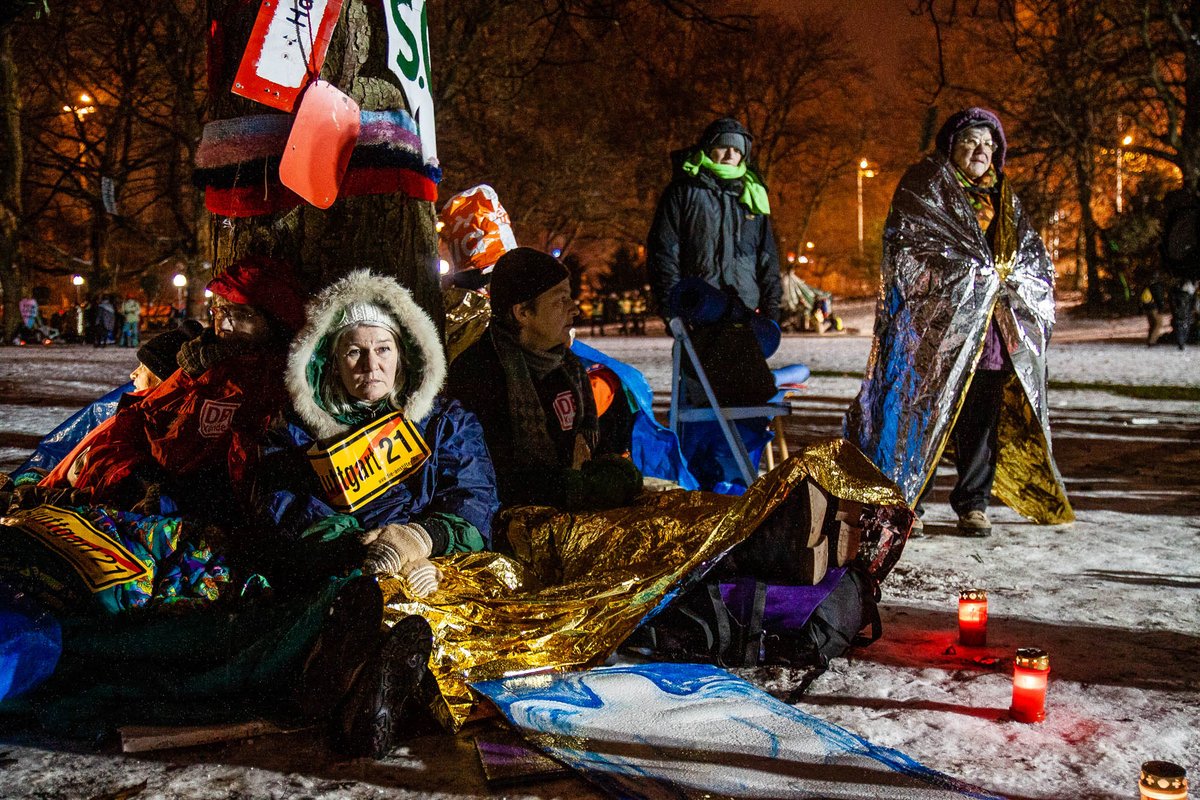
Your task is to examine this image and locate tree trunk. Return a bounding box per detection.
[205,0,440,327]
[0,27,24,341]
[1073,150,1105,307]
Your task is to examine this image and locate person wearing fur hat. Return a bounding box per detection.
[245,269,499,595]
[60,256,306,522]
[845,107,1072,538]
[647,117,781,323]
[446,247,642,515]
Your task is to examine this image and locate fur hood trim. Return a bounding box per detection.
[287,270,445,439]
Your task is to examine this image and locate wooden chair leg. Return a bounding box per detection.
[774,416,789,461]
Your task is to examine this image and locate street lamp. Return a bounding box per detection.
[172,273,187,310]
[1116,133,1133,214]
[857,158,876,257]
[71,274,83,304]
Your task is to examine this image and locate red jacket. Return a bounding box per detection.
[66,350,287,511]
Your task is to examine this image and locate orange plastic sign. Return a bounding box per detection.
[233,0,345,112]
[438,185,517,273]
[279,80,360,209]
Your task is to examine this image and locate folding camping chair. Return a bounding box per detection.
[667,317,793,487]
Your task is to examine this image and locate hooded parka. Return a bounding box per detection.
[249,271,498,586]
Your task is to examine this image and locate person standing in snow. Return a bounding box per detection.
[845,107,1073,537]
[647,117,781,324]
[119,296,141,348]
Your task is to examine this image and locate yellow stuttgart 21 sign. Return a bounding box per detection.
[3,505,149,592]
[307,411,431,512]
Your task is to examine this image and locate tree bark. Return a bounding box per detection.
[0,27,24,340]
[205,0,440,326]
[1073,149,1104,306]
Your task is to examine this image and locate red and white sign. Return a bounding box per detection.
[199,399,240,438]
[233,0,345,112]
[552,391,577,432]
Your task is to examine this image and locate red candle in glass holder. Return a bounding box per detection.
[958,589,988,646]
[1139,761,1188,800]
[1010,647,1050,723]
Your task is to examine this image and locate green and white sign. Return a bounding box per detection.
[382,0,437,163]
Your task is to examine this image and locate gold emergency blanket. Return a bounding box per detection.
[443,287,491,364]
[844,153,1072,524]
[381,439,906,730]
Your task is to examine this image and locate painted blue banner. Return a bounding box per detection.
[473,663,1004,800]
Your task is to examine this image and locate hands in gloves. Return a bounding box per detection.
[361,523,433,575]
[404,558,441,597]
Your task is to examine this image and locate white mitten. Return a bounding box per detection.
[361,523,433,575]
[404,558,441,597]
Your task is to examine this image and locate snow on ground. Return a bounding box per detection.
[0,306,1197,799]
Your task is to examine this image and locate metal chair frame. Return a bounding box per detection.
[667,317,791,487]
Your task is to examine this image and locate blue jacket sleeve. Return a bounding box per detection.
[419,402,500,550]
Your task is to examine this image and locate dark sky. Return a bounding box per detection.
[753,0,931,90]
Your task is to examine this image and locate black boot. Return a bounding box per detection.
[332,614,433,759]
[296,575,383,720]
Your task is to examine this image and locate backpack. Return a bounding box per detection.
[626,566,881,670]
[623,491,912,671]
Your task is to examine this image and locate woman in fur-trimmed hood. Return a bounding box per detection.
[248,270,498,593]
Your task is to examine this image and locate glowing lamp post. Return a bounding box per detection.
[71,274,84,304]
[1010,647,1049,723]
[1140,761,1188,800]
[957,589,987,646]
[857,158,875,257]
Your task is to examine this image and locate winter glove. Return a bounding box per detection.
[177,330,254,377]
[404,558,441,598]
[560,454,643,511]
[361,523,433,576]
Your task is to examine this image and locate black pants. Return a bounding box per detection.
[916,369,1008,516]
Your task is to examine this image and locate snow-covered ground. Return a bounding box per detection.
[0,303,1197,799]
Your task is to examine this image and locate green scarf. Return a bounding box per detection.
[682,151,771,216]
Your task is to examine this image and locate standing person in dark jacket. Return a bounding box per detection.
[447,248,642,515]
[647,117,781,323]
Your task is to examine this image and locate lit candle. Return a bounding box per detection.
[1010,647,1050,723]
[1140,761,1188,800]
[958,589,988,646]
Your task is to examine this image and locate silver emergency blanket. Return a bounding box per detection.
[845,154,1072,524]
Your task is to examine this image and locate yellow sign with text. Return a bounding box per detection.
[306,411,431,512]
[2,505,149,592]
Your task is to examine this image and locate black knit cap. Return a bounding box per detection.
[699,118,753,163]
[489,247,570,317]
[136,319,203,380]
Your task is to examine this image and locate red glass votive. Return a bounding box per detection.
[958,589,987,646]
[1140,761,1188,800]
[1010,647,1050,723]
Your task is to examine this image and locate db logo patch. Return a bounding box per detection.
[552,391,577,431]
[198,399,240,438]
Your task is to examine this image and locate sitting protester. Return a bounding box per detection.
[54,257,305,523]
[447,248,642,512]
[244,270,499,597]
[7,321,203,487]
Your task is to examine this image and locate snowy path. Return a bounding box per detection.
[0,311,1197,799]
